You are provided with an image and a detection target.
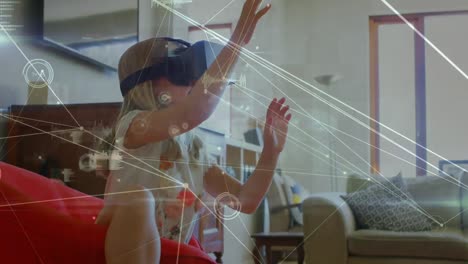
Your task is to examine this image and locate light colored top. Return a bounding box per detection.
[104,110,209,244]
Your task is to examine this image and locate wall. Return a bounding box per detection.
[370,0,468,15]
[275,0,372,193]
[0,0,177,109]
[45,0,137,21]
[0,41,120,108]
[0,0,160,126]
[280,0,468,192]
[424,14,468,175]
[369,0,468,179]
[160,0,346,195]
[378,24,417,177]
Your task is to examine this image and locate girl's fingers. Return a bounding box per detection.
[247,3,270,38]
[279,105,289,116]
[274,97,286,113]
[255,4,271,21]
[247,0,261,18]
[278,97,286,105]
[236,0,269,46]
[267,98,276,117]
[253,0,263,8]
[286,113,292,122]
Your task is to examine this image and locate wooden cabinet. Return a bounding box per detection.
[5,103,121,196]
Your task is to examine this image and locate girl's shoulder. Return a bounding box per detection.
[115,109,171,151]
[115,110,144,138]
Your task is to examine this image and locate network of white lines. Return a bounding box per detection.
[0,0,467,263]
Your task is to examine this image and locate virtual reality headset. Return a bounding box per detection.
[120,37,224,96]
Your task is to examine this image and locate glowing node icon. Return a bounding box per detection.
[158,92,172,106]
[430,215,447,234]
[131,116,149,135]
[182,122,189,130]
[115,137,123,146]
[214,192,242,221]
[22,59,54,89]
[201,73,223,90]
[168,125,181,136]
[239,73,247,88]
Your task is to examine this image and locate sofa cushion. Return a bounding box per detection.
[343,175,433,231]
[406,174,463,228]
[348,228,468,261]
[461,172,468,229]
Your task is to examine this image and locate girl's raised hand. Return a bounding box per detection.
[231,0,271,46]
[263,97,292,154]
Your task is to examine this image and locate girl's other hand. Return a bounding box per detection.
[231,0,272,46]
[263,97,292,155]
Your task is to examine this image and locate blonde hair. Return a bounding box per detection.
[108,38,205,166]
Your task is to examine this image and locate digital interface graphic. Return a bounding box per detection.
[0,0,22,33]
[22,59,54,88]
[1,0,468,263]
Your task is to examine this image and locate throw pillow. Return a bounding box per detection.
[342,174,433,232]
[282,175,310,226]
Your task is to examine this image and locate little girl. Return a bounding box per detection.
[95,1,291,263]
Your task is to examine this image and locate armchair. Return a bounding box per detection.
[302,175,468,264]
[252,173,305,263]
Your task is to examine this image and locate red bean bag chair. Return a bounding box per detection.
[0,162,216,264]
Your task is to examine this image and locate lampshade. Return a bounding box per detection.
[314,74,343,87]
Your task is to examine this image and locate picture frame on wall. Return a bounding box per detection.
[438,160,468,177]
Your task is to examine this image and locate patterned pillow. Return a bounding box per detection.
[342,175,432,232]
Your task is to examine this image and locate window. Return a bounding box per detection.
[370,11,468,176]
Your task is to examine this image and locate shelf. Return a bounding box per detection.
[225,137,262,153]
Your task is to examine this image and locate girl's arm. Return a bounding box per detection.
[125,0,271,149]
[204,98,292,214]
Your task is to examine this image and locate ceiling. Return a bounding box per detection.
[44,0,137,22]
[183,0,242,24]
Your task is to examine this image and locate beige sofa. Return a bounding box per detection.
[302,175,468,264]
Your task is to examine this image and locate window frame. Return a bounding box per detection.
[369,10,468,176]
